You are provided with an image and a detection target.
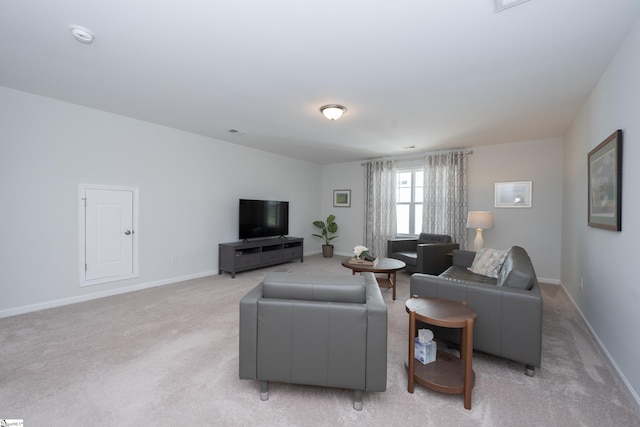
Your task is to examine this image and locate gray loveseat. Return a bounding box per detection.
[410,246,542,376]
[239,272,387,410]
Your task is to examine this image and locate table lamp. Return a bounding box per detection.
[466,211,494,252]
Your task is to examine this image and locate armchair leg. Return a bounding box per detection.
[353,390,363,411]
[260,381,269,401]
[525,365,535,377]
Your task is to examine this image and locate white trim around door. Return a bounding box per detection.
[79,184,139,286]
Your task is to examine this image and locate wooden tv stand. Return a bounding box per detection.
[218,237,303,278]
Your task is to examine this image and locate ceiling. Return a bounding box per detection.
[2,1,639,165]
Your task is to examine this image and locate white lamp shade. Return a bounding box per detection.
[466,211,494,229]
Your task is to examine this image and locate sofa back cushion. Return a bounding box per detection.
[497,246,537,290]
[262,273,366,303]
[418,233,452,244]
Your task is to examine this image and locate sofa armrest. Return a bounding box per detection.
[239,282,264,379]
[387,238,417,256]
[362,272,387,391]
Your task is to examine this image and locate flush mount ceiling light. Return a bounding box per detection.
[70,25,95,44]
[494,0,530,12]
[319,104,347,121]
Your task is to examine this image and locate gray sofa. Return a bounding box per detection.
[410,246,542,376]
[387,233,460,275]
[239,272,387,410]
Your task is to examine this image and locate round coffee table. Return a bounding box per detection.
[341,257,406,300]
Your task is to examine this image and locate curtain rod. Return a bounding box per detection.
[361,149,473,165]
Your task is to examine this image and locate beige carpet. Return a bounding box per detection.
[1,254,639,426]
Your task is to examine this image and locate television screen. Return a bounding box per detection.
[239,199,289,240]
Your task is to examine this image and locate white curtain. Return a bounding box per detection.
[423,151,469,248]
[363,160,396,258]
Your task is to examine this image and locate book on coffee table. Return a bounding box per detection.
[348,257,378,266]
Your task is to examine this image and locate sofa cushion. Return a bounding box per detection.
[469,248,508,278]
[440,266,498,285]
[262,273,366,303]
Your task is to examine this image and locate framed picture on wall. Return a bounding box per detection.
[588,130,622,231]
[333,189,351,207]
[494,181,532,208]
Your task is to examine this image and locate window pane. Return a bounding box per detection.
[397,187,412,203]
[414,204,423,234]
[396,205,409,234]
[397,172,411,187]
[414,186,423,202]
[414,170,423,202]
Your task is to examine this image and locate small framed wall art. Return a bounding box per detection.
[333,189,351,207]
[588,130,622,231]
[494,181,532,208]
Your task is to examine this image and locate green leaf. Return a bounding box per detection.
[312,221,325,229]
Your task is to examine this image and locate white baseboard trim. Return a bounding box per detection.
[334,251,353,257]
[559,282,640,409]
[538,276,561,285]
[0,270,217,319]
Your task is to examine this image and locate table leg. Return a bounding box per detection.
[408,310,416,393]
[462,318,474,410]
[391,271,397,300]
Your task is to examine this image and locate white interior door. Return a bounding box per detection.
[81,185,139,285]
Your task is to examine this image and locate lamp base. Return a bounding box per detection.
[473,229,484,252]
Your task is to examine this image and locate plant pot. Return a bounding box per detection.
[322,244,334,258]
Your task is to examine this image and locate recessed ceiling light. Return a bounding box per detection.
[70,25,95,44]
[494,0,530,12]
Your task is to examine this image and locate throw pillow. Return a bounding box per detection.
[469,248,508,278]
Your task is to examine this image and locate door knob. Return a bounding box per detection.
[124,230,132,235]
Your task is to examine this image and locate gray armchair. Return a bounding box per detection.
[239,272,387,410]
[387,233,459,275]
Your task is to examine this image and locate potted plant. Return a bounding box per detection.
[312,214,339,258]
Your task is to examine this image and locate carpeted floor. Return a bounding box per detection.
[1,254,639,426]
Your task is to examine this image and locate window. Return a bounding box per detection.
[396,169,423,236]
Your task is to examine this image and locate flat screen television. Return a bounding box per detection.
[239,199,289,240]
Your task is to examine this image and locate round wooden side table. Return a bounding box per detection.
[405,297,477,410]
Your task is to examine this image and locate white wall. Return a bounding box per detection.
[320,138,564,282]
[562,18,640,403]
[317,162,366,256]
[468,139,563,282]
[0,87,321,316]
